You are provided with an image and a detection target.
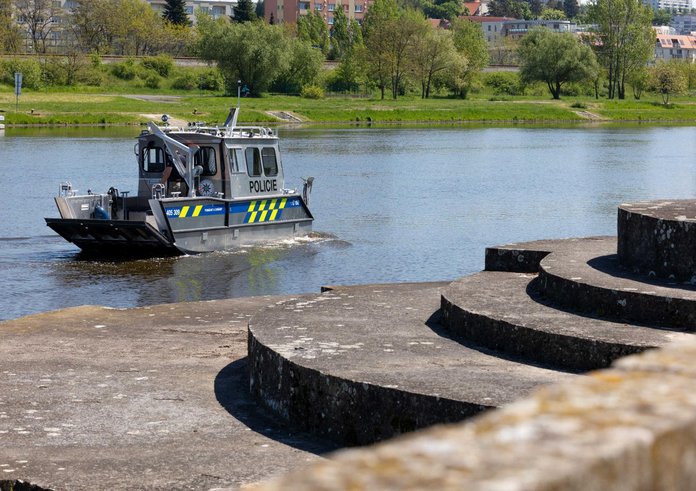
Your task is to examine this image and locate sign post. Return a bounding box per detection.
[14,72,22,112]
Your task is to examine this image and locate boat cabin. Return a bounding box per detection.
[137,126,285,201]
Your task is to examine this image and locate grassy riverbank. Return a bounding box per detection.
[2,90,696,126]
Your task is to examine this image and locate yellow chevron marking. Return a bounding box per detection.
[260,210,268,222]
[259,200,268,211]
[192,205,203,217]
[248,201,256,212]
[280,198,287,209]
[270,209,278,221]
[270,198,278,210]
[180,205,190,218]
[249,211,257,223]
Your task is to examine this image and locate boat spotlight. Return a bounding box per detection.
[161,114,170,124]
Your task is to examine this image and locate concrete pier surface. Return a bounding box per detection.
[0,297,337,491]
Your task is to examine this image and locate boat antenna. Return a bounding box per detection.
[223,80,242,132]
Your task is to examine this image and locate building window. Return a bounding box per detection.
[355,3,363,11]
[315,3,323,10]
[185,6,193,13]
[328,15,334,24]
[328,3,335,11]
[299,1,310,8]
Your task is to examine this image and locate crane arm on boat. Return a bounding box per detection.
[147,122,199,197]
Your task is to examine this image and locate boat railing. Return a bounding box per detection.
[158,124,276,139]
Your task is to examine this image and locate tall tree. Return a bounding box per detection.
[650,61,687,105]
[363,6,428,99]
[162,0,190,25]
[562,0,578,19]
[298,11,330,54]
[487,0,532,18]
[448,18,489,97]
[233,0,258,22]
[0,0,21,53]
[411,26,456,98]
[197,15,288,95]
[518,27,598,99]
[589,0,654,99]
[14,0,63,53]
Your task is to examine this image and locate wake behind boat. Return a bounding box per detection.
[45,107,314,257]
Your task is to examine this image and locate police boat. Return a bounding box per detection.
[45,108,314,257]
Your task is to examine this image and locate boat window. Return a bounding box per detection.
[228,147,245,173]
[261,147,278,176]
[142,145,165,173]
[194,146,217,176]
[245,147,262,177]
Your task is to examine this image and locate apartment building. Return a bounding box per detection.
[264,0,370,27]
[461,16,514,43]
[655,33,696,62]
[147,0,238,23]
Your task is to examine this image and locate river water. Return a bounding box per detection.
[1,124,695,321]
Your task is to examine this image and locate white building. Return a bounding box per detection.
[655,33,696,62]
[147,0,239,23]
[643,0,691,12]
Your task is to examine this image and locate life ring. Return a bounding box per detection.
[198,179,215,197]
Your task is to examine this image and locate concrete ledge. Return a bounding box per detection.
[618,200,696,282]
[538,236,696,329]
[440,271,687,372]
[248,283,571,446]
[484,238,598,273]
[252,338,696,491]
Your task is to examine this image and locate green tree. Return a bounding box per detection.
[449,18,489,98]
[650,61,687,105]
[421,0,464,20]
[410,26,456,98]
[627,66,648,99]
[272,37,324,92]
[563,0,579,18]
[331,6,350,59]
[327,44,369,92]
[0,0,21,53]
[539,8,566,19]
[589,0,654,99]
[487,0,532,19]
[163,0,190,25]
[652,8,672,25]
[233,0,258,22]
[297,11,330,54]
[197,15,288,95]
[518,27,598,99]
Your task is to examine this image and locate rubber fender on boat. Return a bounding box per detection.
[93,205,110,220]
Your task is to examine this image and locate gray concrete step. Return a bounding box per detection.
[538,236,696,329]
[441,270,691,372]
[248,282,574,446]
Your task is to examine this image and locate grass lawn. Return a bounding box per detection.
[1,88,696,126]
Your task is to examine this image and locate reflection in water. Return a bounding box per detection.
[2,126,696,320]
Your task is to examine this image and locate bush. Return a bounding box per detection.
[301,84,325,99]
[198,69,223,91]
[141,55,173,78]
[41,59,68,86]
[111,59,138,80]
[0,59,43,89]
[78,68,104,86]
[144,73,161,89]
[570,101,587,109]
[171,72,197,90]
[484,72,523,96]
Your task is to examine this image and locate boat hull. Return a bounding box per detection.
[45,218,181,258]
[46,194,314,257]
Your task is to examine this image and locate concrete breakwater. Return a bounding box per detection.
[4,200,696,490]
